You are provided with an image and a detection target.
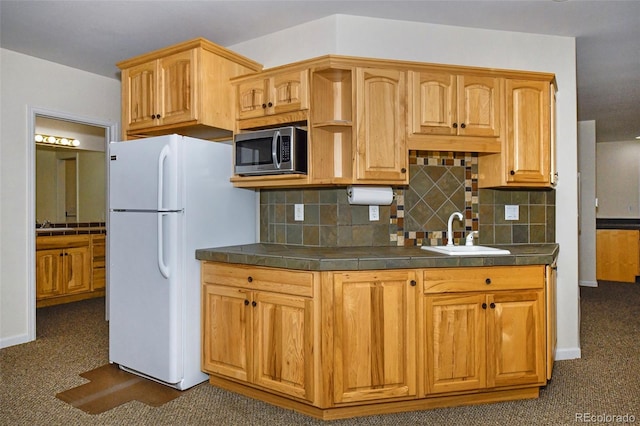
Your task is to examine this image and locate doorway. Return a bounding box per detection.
[28,107,118,341]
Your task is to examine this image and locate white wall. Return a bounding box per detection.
[232,15,581,359]
[578,121,597,287]
[596,140,640,218]
[0,48,120,348]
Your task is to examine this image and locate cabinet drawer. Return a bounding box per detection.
[202,262,314,297]
[423,265,544,293]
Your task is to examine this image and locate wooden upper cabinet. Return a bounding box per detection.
[118,38,262,140]
[408,70,501,152]
[236,68,309,125]
[504,79,552,185]
[478,77,555,188]
[355,67,408,183]
[332,269,417,403]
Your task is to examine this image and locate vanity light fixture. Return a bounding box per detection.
[35,134,80,147]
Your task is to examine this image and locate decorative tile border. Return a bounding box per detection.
[393,151,478,247]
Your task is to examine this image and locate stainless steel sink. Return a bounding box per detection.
[421,245,511,256]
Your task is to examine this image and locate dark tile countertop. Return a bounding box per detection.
[596,218,640,230]
[35,223,106,236]
[196,243,559,271]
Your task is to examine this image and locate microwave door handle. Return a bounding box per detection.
[272,130,281,169]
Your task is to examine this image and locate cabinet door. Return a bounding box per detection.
[424,294,486,394]
[457,75,500,137]
[237,78,267,120]
[63,246,91,294]
[202,284,251,382]
[253,292,314,401]
[159,49,197,125]
[122,60,158,130]
[332,270,417,403]
[36,249,64,299]
[408,71,456,136]
[504,79,551,184]
[91,235,106,291]
[486,290,546,388]
[355,68,407,183]
[270,69,309,115]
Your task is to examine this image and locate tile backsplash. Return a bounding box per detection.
[259,151,555,247]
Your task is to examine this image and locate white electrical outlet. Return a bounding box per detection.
[294,204,304,221]
[505,205,519,221]
[369,205,380,221]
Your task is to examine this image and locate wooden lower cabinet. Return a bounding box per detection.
[201,262,553,420]
[36,234,105,307]
[596,229,640,283]
[331,270,417,403]
[201,263,315,402]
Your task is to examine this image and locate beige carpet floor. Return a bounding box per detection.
[1,282,638,425]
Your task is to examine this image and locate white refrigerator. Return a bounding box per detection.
[108,134,256,390]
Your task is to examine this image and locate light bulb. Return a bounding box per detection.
[35,134,44,142]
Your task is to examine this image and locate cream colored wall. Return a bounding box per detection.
[596,140,640,218]
[578,121,597,287]
[0,48,120,348]
[232,15,581,359]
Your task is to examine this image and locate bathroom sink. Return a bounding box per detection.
[421,245,511,256]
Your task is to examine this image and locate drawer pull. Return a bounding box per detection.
[485,278,491,285]
[247,276,253,283]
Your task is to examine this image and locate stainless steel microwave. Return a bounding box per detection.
[233,126,307,176]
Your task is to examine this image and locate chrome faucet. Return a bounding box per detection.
[446,212,464,247]
[40,219,51,229]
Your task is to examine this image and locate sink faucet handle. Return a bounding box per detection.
[465,231,479,246]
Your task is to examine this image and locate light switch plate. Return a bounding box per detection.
[369,205,380,221]
[505,205,519,221]
[294,204,304,221]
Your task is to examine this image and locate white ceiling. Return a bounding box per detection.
[1,0,638,142]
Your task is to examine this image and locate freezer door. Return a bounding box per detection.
[109,135,181,211]
[108,210,183,384]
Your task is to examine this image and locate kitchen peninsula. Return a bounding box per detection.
[196,243,558,420]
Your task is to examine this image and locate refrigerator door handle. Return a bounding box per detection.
[157,144,171,211]
[158,212,170,279]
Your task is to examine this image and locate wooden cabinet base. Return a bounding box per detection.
[208,374,539,421]
[36,290,105,308]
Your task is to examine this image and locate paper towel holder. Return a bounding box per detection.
[346,186,396,205]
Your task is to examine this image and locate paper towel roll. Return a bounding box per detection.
[347,186,394,205]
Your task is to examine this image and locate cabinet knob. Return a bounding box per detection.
[452,123,458,129]
[510,170,515,176]
[485,278,491,285]
[460,123,466,129]
[401,168,407,173]
[261,103,267,109]
[247,276,253,283]
[252,301,257,307]
[410,280,416,286]
[156,114,161,119]
[244,300,249,306]
[267,102,273,108]
[490,302,496,309]
[151,114,156,119]
[482,302,487,309]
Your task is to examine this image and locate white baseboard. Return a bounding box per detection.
[555,347,582,360]
[0,333,32,349]
[579,280,598,287]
